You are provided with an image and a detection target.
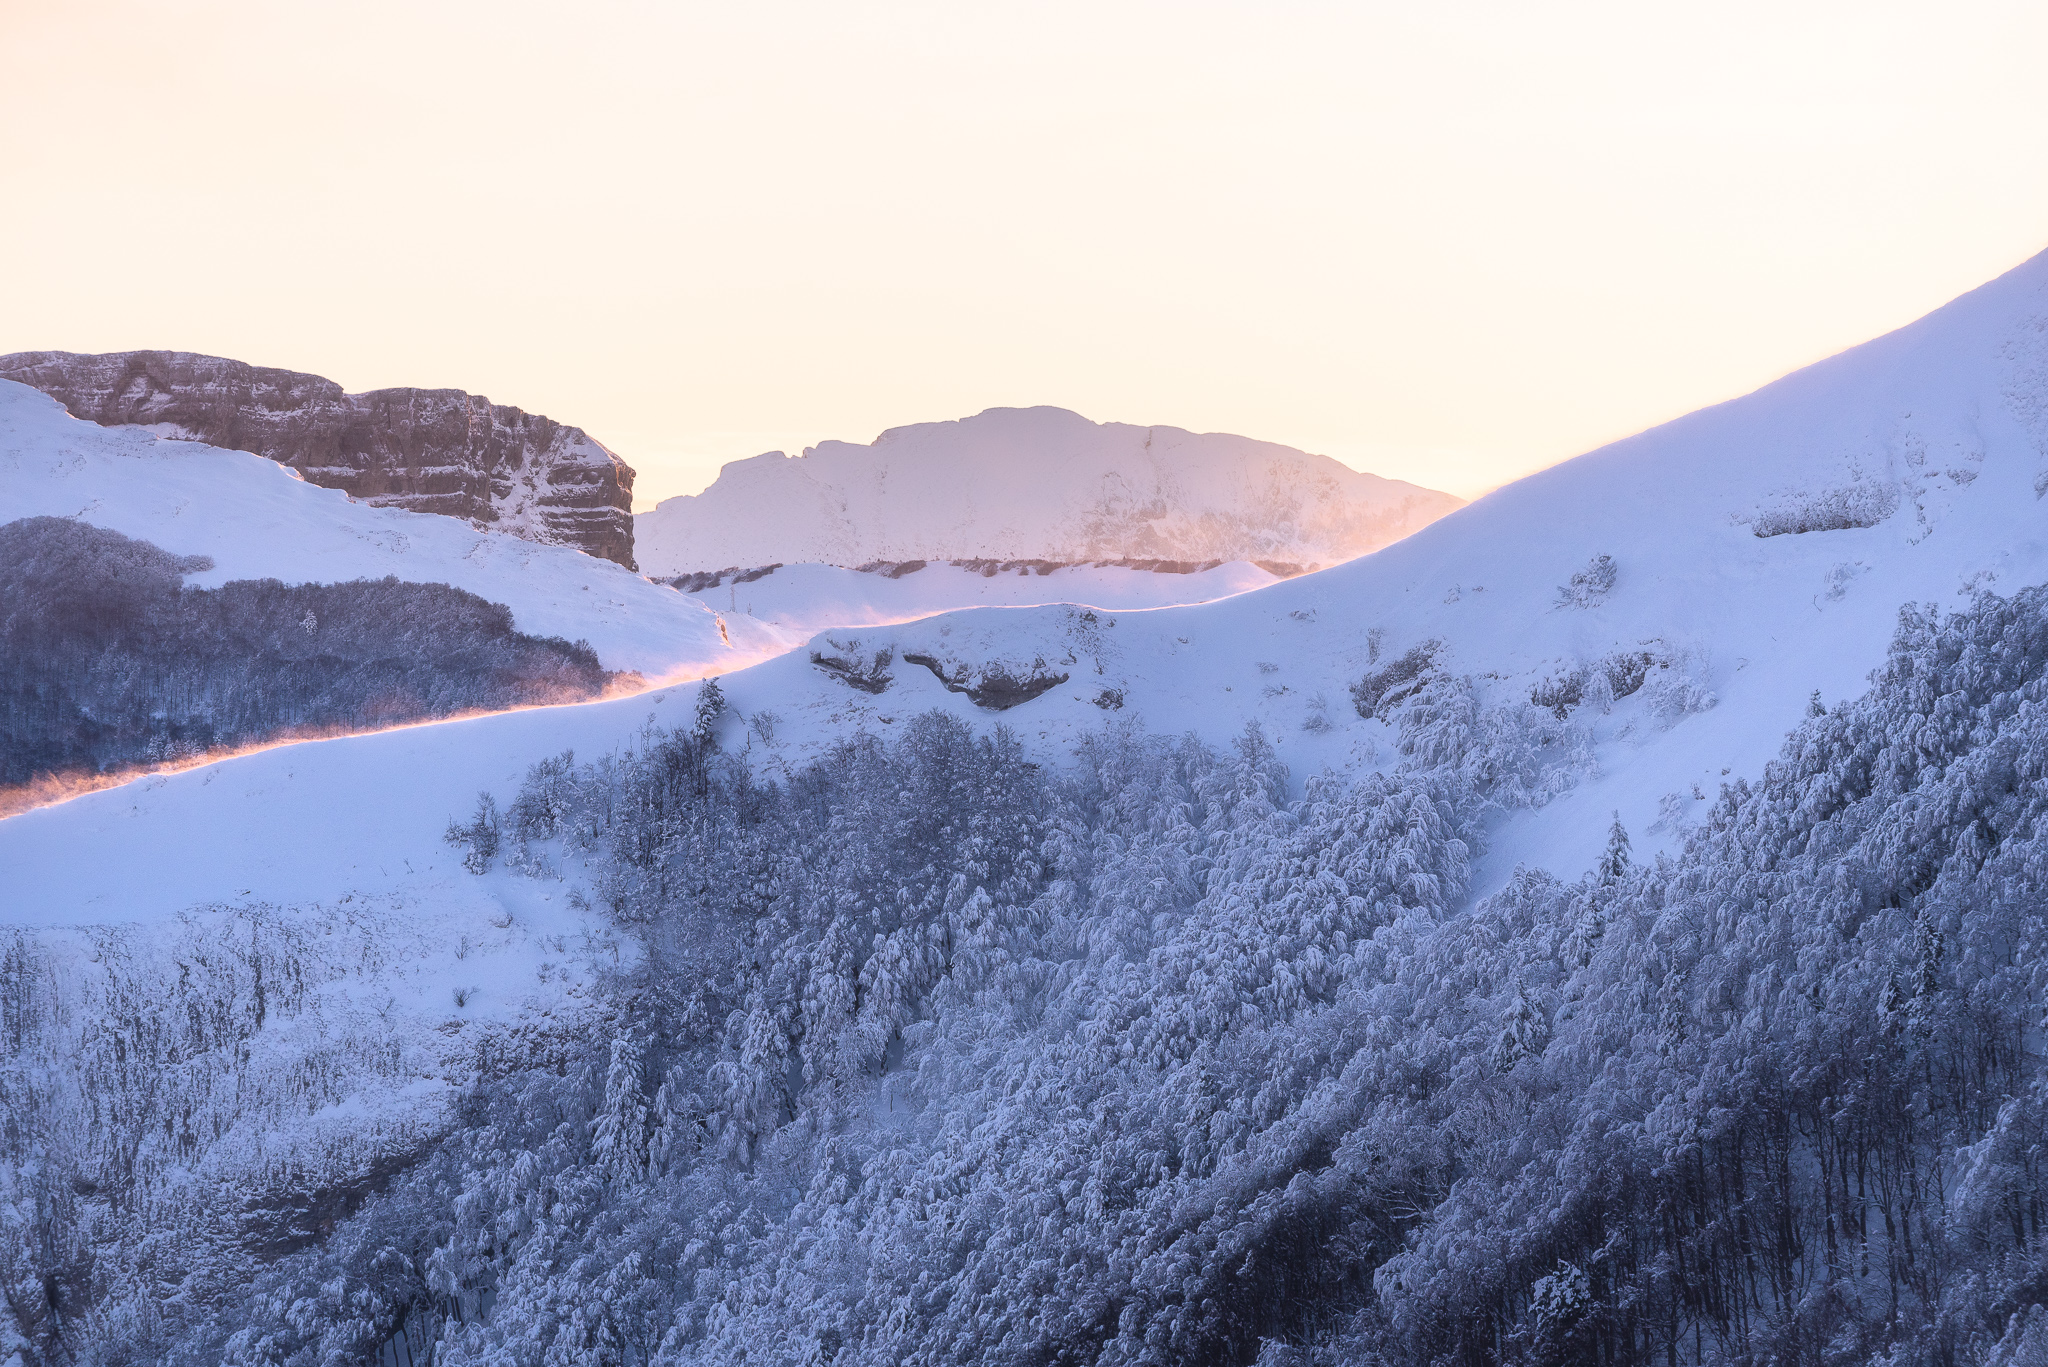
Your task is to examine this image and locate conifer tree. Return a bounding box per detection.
[590,1033,649,1180]
[692,676,727,748]
[1597,810,1630,885]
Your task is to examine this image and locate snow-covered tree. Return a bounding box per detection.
[590,1033,649,1180]
[32,584,2048,1367]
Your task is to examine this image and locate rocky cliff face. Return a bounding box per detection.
[0,350,637,568]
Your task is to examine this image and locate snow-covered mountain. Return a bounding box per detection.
[8,246,2048,1364]
[13,245,2048,922]
[689,245,2048,876]
[633,405,1463,575]
[0,381,784,679]
[0,350,641,567]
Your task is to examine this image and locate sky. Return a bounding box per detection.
[3,2,2046,510]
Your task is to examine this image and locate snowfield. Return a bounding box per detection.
[634,404,1463,575]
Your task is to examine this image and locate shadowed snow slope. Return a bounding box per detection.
[11,246,2048,926]
[0,381,787,679]
[634,406,1462,575]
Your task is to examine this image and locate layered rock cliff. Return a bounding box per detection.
[0,350,637,568]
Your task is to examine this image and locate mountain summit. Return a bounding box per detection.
[634,405,1462,575]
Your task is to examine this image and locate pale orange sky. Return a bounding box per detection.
[3,1,2046,509]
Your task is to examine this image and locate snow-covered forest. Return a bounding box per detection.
[9,586,2047,1365]
[10,8,2047,1364]
[0,516,619,795]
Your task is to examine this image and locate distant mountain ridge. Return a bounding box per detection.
[0,350,638,567]
[634,405,1462,575]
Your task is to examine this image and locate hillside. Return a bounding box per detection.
[0,350,640,567]
[11,241,2047,975]
[693,244,2048,876]
[633,405,1462,575]
[0,380,785,680]
[6,247,2048,1365]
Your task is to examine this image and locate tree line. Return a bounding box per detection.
[0,516,618,790]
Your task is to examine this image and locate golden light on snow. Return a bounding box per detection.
[0,671,681,823]
[2,1,2046,504]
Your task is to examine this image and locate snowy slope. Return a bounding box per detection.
[675,557,1280,635]
[682,244,2048,882]
[14,245,2048,925]
[634,406,1462,575]
[0,381,787,679]
[6,247,2045,1255]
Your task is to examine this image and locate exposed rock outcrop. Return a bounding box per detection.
[0,350,637,568]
